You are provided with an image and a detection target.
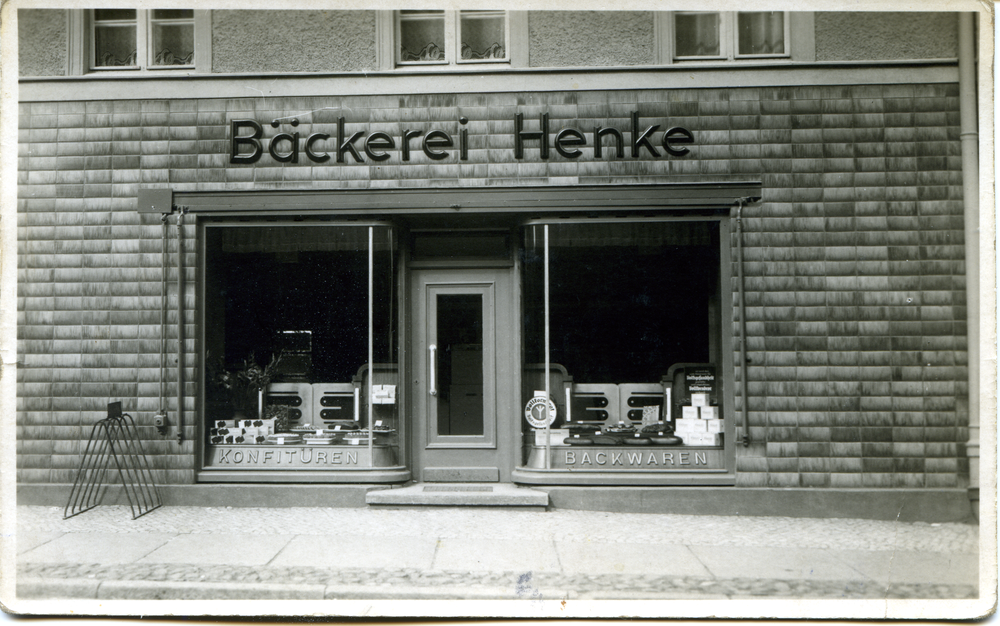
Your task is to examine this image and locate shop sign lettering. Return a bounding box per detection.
[563,450,716,468]
[213,447,360,467]
[229,111,693,165]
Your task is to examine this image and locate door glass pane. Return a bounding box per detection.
[459,11,505,61]
[674,12,720,57]
[737,12,784,55]
[399,10,445,62]
[436,294,484,436]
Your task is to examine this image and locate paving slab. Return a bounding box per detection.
[269,534,438,569]
[15,531,64,555]
[686,545,865,581]
[555,541,712,577]
[433,537,561,573]
[136,533,294,566]
[18,532,172,565]
[833,549,979,586]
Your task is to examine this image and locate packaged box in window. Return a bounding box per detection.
[681,406,699,420]
[641,405,660,425]
[703,419,724,433]
[699,406,719,419]
[210,435,224,445]
[694,432,723,446]
[213,420,235,429]
[674,418,707,433]
[682,431,702,445]
[222,430,244,445]
[685,431,721,446]
[372,384,397,405]
[673,418,694,432]
[691,393,709,407]
[249,418,274,435]
[240,419,256,428]
[235,426,258,444]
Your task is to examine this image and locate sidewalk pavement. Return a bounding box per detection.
[12,503,980,604]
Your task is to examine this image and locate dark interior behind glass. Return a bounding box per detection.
[522,221,719,384]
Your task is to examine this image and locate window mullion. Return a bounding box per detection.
[446,10,457,65]
[723,12,735,61]
[393,11,403,66]
[88,10,96,69]
[504,13,510,64]
[783,11,792,55]
[137,8,149,70]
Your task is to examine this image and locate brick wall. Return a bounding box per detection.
[17,83,967,488]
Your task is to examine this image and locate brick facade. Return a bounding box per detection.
[17,83,968,488]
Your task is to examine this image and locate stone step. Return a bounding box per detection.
[366,483,549,508]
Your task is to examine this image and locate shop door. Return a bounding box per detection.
[411,267,516,482]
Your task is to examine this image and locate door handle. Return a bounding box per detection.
[428,344,437,397]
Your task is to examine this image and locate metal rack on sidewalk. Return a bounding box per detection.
[64,401,162,520]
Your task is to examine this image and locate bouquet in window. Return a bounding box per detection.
[211,352,283,420]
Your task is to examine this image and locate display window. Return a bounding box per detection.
[200,223,404,479]
[519,219,732,477]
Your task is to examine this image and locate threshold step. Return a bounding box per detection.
[366,483,549,508]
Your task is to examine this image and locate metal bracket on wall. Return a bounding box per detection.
[137,187,174,214]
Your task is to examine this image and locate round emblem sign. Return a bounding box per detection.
[524,395,557,429]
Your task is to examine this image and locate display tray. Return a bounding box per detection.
[649,436,684,446]
[560,437,684,446]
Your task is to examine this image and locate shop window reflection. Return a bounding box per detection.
[203,224,399,470]
[521,221,722,458]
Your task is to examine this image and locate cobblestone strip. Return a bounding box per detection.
[17,563,977,600]
[16,507,980,553]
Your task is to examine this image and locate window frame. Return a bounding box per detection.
[392,9,513,68]
[516,215,737,482]
[199,219,404,477]
[73,9,210,75]
[661,11,793,63]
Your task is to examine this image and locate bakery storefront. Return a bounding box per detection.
[179,114,756,486]
[17,7,979,518]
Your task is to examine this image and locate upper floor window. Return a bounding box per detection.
[91,9,195,70]
[673,11,788,61]
[396,10,508,66]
